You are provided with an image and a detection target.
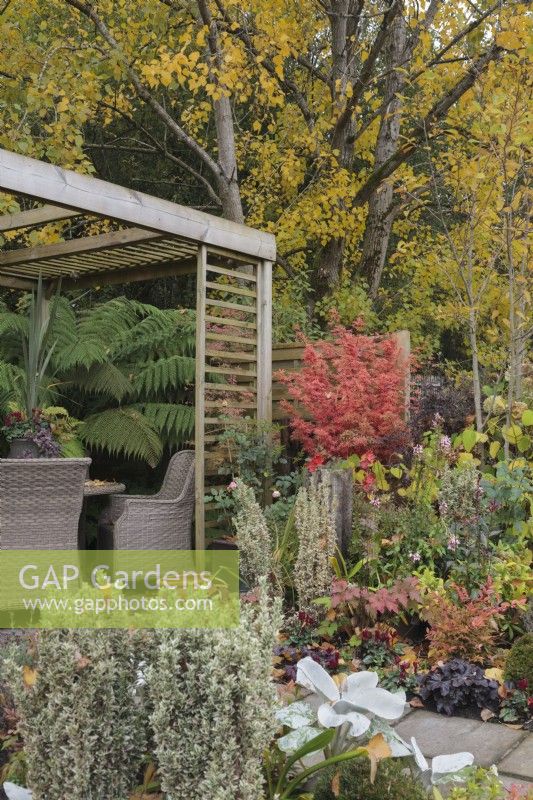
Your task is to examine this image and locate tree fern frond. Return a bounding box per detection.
[0,361,25,400]
[133,403,195,445]
[0,312,28,339]
[57,338,109,369]
[71,362,133,401]
[132,355,195,396]
[79,408,163,466]
[113,310,194,360]
[76,298,144,347]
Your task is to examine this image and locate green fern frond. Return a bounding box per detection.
[79,408,163,467]
[72,362,133,401]
[132,355,195,396]
[57,338,108,369]
[0,361,25,400]
[114,310,194,360]
[134,403,195,445]
[0,312,28,339]
[114,310,194,359]
[0,386,16,416]
[76,298,143,344]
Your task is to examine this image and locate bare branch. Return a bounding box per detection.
[63,0,220,180]
[94,101,222,205]
[331,0,401,148]
[353,43,503,207]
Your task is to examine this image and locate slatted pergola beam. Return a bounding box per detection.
[0,148,276,261]
[0,204,79,232]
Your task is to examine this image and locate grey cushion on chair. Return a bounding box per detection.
[0,458,91,550]
[100,450,195,550]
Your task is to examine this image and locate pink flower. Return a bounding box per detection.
[439,435,452,452]
[369,496,381,508]
[227,480,238,491]
[447,534,460,551]
[272,489,281,499]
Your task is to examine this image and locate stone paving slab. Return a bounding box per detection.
[501,776,533,793]
[499,734,533,781]
[394,709,528,768]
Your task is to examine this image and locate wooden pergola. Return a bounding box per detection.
[0,147,275,549]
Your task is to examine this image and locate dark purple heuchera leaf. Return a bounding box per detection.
[418,658,499,716]
[275,644,340,682]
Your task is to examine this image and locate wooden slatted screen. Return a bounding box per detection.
[195,246,272,548]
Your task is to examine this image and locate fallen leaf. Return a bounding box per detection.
[484,667,504,684]
[409,697,425,708]
[331,770,341,797]
[75,655,91,670]
[504,723,524,730]
[498,684,509,699]
[23,666,37,688]
[480,708,495,722]
[363,733,392,782]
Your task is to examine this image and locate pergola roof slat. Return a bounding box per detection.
[0,227,162,267]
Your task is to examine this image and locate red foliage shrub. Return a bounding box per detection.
[278,323,410,462]
[330,577,421,625]
[421,578,521,664]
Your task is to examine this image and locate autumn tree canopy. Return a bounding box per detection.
[0,0,531,385]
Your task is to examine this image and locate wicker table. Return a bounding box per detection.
[78,481,126,549]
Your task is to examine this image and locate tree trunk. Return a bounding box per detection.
[309,0,361,302]
[360,13,407,297]
[197,0,244,224]
[213,95,244,223]
[469,307,483,434]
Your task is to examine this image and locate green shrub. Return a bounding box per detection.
[3,629,147,800]
[505,633,533,687]
[313,756,427,800]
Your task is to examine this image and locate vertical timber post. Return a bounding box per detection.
[256,260,272,425]
[195,244,207,550]
[256,260,273,505]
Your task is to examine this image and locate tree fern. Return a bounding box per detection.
[115,309,195,360]
[73,362,133,401]
[0,296,199,465]
[134,403,195,445]
[79,408,163,467]
[132,355,195,396]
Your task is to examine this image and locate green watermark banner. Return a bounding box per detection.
[0,550,239,629]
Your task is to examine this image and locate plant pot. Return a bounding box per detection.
[8,438,40,459]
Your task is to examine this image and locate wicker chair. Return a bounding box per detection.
[0,458,91,549]
[100,450,195,550]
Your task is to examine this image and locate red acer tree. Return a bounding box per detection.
[278,323,410,462]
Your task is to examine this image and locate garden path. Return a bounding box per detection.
[394,708,533,789]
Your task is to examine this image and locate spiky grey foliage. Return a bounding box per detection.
[3,629,147,800]
[232,479,274,589]
[294,472,337,610]
[148,584,281,800]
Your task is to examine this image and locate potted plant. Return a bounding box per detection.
[1,407,83,459]
[0,276,64,458]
